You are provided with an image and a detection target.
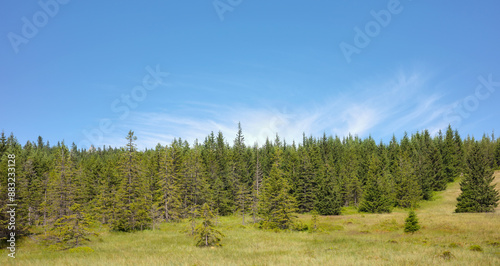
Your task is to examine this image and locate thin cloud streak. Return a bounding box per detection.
[99,70,454,149]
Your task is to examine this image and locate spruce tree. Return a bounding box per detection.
[339,143,360,206]
[295,145,319,212]
[214,131,234,215]
[111,131,151,231]
[455,142,500,213]
[404,209,420,233]
[387,135,400,176]
[91,154,119,225]
[359,155,393,213]
[310,210,319,232]
[43,203,96,249]
[0,131,7,157]
[18,158,44,232]
[156,143,183,222]
[235,182,251,225]
[251,144,263,223]
[194,203,224,247]
[181,144,210,218]
[429,143,446,191]
[258,145,297,230]
[395,152,422,208]
[315,164,341,215]
[46,144,76,224]
[454,130,466,175]
[442,125,458,182]
[415,130,436,200]
[233,122,250,186]
[495,139,500,168]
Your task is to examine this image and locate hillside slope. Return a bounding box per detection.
[1,172,499,266]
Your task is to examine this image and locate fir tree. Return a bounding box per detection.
[415,130,436,200]
[295,145,320,212]
[0,130,7,157]
[251,144,263,223]
[18,158,43,232]
[404,209,420,233]
[455,142,500,213]
[43,203,96,249]
[442,125,458,182]
[202,132,219,207]
[495,139,500,168]
[395,152,422,208]
[339,143,361,206]
[387,135,400,176]
[454,130,466,175]
[233,122,250,186]
[111,131,151,231]
[359,155,393,213]
[314,164,341,215]
[429,143,446,191]
[46,144,76,224]
[194,203,224,247]
[156,143,183,222]
[181,144,210,218]
[214,131,234,215]
[309,210,319,232]
[235,182,251,225]
[258,145,297,230]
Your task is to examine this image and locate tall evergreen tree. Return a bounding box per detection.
[214,131,234,215]
[359,155,393,213]
[314,164,342,215]
[414,130,435,200]
[18,157,43,232]
[495,139,500,168]
[251,144,263,223]
[0,130,7,157]
[111,131,151,231]
[429,141,446,191]
[339,143,361,206]
[387,135,400,176]
[258,145,297,230]
[295,145,319,212]
[455,142,499,213]
[46,144,76,225]
[181,144,210,218]
[156,142,183,222]
[454,130,466,175]
[235,182,251,225]
[442,125,458,182]
[395,152,422,208]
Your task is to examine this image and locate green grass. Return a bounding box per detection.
[2,172,499,265]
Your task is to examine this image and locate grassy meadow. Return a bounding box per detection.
[2,171,499,266]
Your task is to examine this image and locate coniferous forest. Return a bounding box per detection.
[1,124,499,250]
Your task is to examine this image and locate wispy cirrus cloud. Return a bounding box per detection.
[100,69,453,149]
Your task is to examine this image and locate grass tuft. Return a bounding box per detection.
[469,245,483,252]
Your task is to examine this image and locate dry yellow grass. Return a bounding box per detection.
[494,170,500,213]
[1,171,499,265]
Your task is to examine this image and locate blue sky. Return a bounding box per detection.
[1,0,500,149]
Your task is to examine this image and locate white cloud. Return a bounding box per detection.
[96,69,455,149]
